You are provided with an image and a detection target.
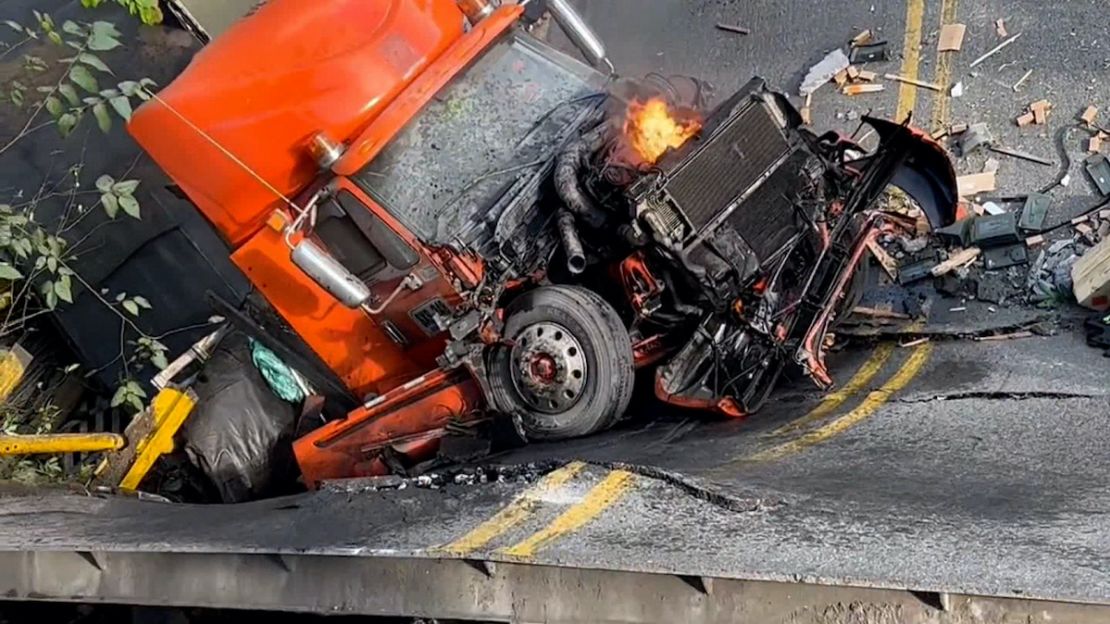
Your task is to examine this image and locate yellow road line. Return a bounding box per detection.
[769,343,895,437]
[929,0,960,133]
[434,461,587,555]
[895,0,926,123]
[750,344,933,462]
[499,469,635,559]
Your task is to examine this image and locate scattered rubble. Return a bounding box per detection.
[937,23,966,52]
[884,73,942,92]
[969,32,1021,68]
[1073,237,1110,310]
[800,49,850,96]
[994,18,1008,38]
[1011,69,1033,92]
[715,22,750,35]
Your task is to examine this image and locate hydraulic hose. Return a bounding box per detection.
[554,123,610,229]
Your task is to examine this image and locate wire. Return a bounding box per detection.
[146,89,298,210]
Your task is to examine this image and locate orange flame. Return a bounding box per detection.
[623,97,702,165]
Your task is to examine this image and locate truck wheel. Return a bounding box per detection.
[489,286,635,440]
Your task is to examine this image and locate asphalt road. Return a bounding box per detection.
[3,0,1110,618]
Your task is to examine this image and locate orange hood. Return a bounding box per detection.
[129,0,465,245]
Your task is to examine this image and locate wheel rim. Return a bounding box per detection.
[509,321,588,414]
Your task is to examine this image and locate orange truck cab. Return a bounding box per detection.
[131,0,959,489]
[130,0,617,485]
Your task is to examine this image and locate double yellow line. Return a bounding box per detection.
[897,0,961,129]
[435,461,635,560]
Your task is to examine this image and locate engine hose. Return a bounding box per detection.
[557,209,587,275]
[555,123,610,228]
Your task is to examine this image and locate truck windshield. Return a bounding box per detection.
[353,31,604,244]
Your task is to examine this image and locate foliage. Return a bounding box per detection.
[0,5,171,482]
[79,0,164,26]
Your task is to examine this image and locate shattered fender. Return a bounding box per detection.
[858,117,960,230]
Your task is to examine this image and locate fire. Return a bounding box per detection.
[623,97,702,165]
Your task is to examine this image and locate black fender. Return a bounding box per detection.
[848,117,960,230]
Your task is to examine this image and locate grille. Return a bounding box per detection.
[664,100,790,232]
[728,150,813,260]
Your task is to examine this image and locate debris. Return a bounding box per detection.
[1015,111,1036,127]
[898,236,930,254]
[949,306,967,312]
[981,201,1006,216]
[971,212,1021,247]
[975,331,1034,342]
[1086,154,1110,196]
[1011,69,1033,92]
[883,73,943,92]
[849,41,889,64]
[834,68,849,87]
[801,93,812,125]
[900,337,930,348]
[983,157,1001,174]
[1030,99,1052,125]
[867,240,899,280]
[938,23,967,52]
[1072,214,1091,225]
[931,128,949,141]
[969,32,1022,69]
[931,247,981,277]
[715,22,750,35]
[995,18,1008,38]
[958,122,993,154]
[846,110,860,121]
[899,253,941,284]
[852,306,912,320]
[950,122,969,135]
[847,65,861,80]
[1076,221,1098,245]
[800,48,850,96]
[957,172,997,197]
[1018,193,1051,232]
[1081,105,1099,126]
[989,145,1053,166]
[935,218,971,247]
[851,29,874,46]
[983,243,1028,270]
[1026,234,1045,247]
[950,81,964,98]
[976,277,1011,303]
[857,69,878,82]
[843,84,885,96]
[1072,237,1110,310]
[1090,135,1102,154]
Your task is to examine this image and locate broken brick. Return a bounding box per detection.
[1016,112,1036,127]
[1026,234,1045,247]
[1081,105,1099,126]
[857,69,878,82]
[1091,135,1103,154]
[851,29,874,46]
[995,18,1008,38]
[938,23,967,52]
[834,69,849,87]
[843,84,884,95]
[957,172,997,197]
[950,122,969,135]
[847,65,861,80]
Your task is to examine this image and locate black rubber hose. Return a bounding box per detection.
[554,123,610,229]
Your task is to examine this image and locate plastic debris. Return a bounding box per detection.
[800,49,850,96]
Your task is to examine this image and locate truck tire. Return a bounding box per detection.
[489,285,635,440]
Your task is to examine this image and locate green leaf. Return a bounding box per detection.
[126,381,146,397]
[44,95,63,118]
[59,83,80,106]
[151,352,169,370]
[115,291,127,302]
[68,65,98,93]
[33,256,46,270]
[112,180,139,195]
[46,30,63,46]
[57,113,77,137]
[122,299,139,316]
[88,21,121,51]
[44,288,58,310]
[53,274,73,303]
[127,395,144,412]
[0,264,22,280]
[46,256,57,273]
[62,20,84,36]
[117,80,139,96]
[92,101,111,133]
[78,52,111,74]
[100,192,119,218]
[96,175,114,192]
[3,20,24,34]
[133,295,151,309]
[118,194,140,219]
[110,385,127,408]
[108,95,132,121]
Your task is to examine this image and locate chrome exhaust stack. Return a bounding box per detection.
[545,0,614,75]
